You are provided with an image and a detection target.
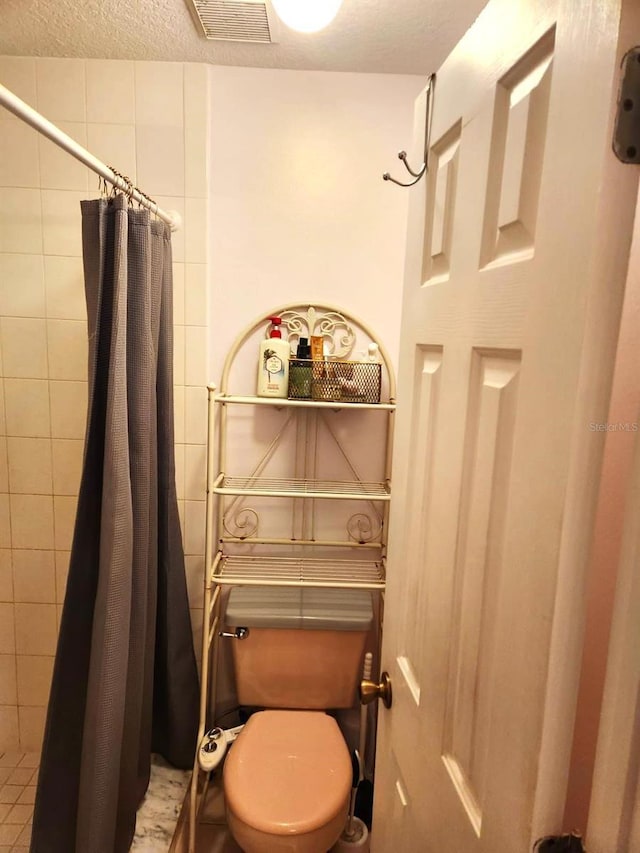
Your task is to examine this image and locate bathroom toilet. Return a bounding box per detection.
[222,586,373,853]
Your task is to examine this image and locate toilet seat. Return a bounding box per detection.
[224,710,351,851]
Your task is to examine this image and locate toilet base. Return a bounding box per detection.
[227,805,347,853]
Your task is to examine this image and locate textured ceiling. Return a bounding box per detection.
[0,0,488,75]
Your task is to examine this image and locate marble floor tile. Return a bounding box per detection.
[131,754,190,852]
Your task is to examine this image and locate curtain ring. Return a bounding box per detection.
[106,167,120,200]
[121,174,134,207]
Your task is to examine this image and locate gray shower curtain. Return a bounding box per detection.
[31,195,199,853]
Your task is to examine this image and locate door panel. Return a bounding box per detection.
[373,1,639,850]
[443,349,521,837]
[480,32,553,268]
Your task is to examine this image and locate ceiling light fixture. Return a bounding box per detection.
[270,0,342,33]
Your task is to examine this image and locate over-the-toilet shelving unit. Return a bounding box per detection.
[188,304,396,852]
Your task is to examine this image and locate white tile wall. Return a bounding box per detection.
[39,123,90,192]
[0,188,42,254]
[0,56,210,751]
[0,706,19,750]
[0,255,45,318]
[0,604,16,654]
[53,496,77,551]
[184,444,207,501]
[13,550,56,604]
[4,380,50,438]
[1,319,48,379]
[44,255,86,320]
[174,444,185,501]
[0,440,8,493]
[0,551,13,602]
[51,440,83,496]
[183,500,206,556]
[135,63,184,128]
[86,61,135,125]
[36,59,86,123]
[19,705,47,750]
[136,126,185,196]
[54,551,70,604]
[184,327,207,386]
[41,190,86,256]
[184,556,205,610]
[46,320,88,381]
[0,497,10,549]
[0,655,17,705]
[0,120,40,188]
[185,386,207,445]
[172,263,185,325]
[0,57,37,113]
[86,123,137,184]
[185,264,207,326]
[173,325,186,385]
[7,438,53,495]
[14,603,57,656]
[16,655,54,706]
[49,381,87,439]
[184,197,207,264]
[10,495,54,550]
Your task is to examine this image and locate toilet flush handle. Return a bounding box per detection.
[219,627,250,640]
[359,671,392,709]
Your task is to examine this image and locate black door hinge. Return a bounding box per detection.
[613,46,640,163]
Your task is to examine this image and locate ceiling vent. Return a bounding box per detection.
[186,0,279,43]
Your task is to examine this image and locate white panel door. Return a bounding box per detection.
[373,1,639,850]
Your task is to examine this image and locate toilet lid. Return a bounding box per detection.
[224,710,352,836]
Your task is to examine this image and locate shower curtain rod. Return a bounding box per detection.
[0,82,182,231]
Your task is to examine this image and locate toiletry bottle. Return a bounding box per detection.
[257,317,290,398]
[367,342,380,363]
[288,337,312,399]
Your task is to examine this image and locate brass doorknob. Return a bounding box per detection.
[359,671,392,709]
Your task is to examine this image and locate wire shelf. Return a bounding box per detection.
[212,553,386,589]
[214,394,396,411]
[213,476,391,500]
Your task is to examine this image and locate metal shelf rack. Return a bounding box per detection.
[188,304,396,851]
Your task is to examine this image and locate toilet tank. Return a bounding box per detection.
[225,587,373,710]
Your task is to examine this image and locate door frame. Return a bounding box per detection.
[530,7,640,830]
[584,182,640,847]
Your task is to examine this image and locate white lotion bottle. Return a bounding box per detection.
[257,316,290,398]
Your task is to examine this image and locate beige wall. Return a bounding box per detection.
[0,56,209,751]
[208,65,424,382]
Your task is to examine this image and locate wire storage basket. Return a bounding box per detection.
[288,359,382,404]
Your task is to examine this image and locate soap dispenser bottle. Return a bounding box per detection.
[257,316,290,398]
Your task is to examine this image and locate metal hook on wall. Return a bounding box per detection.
[383,73,436,187]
